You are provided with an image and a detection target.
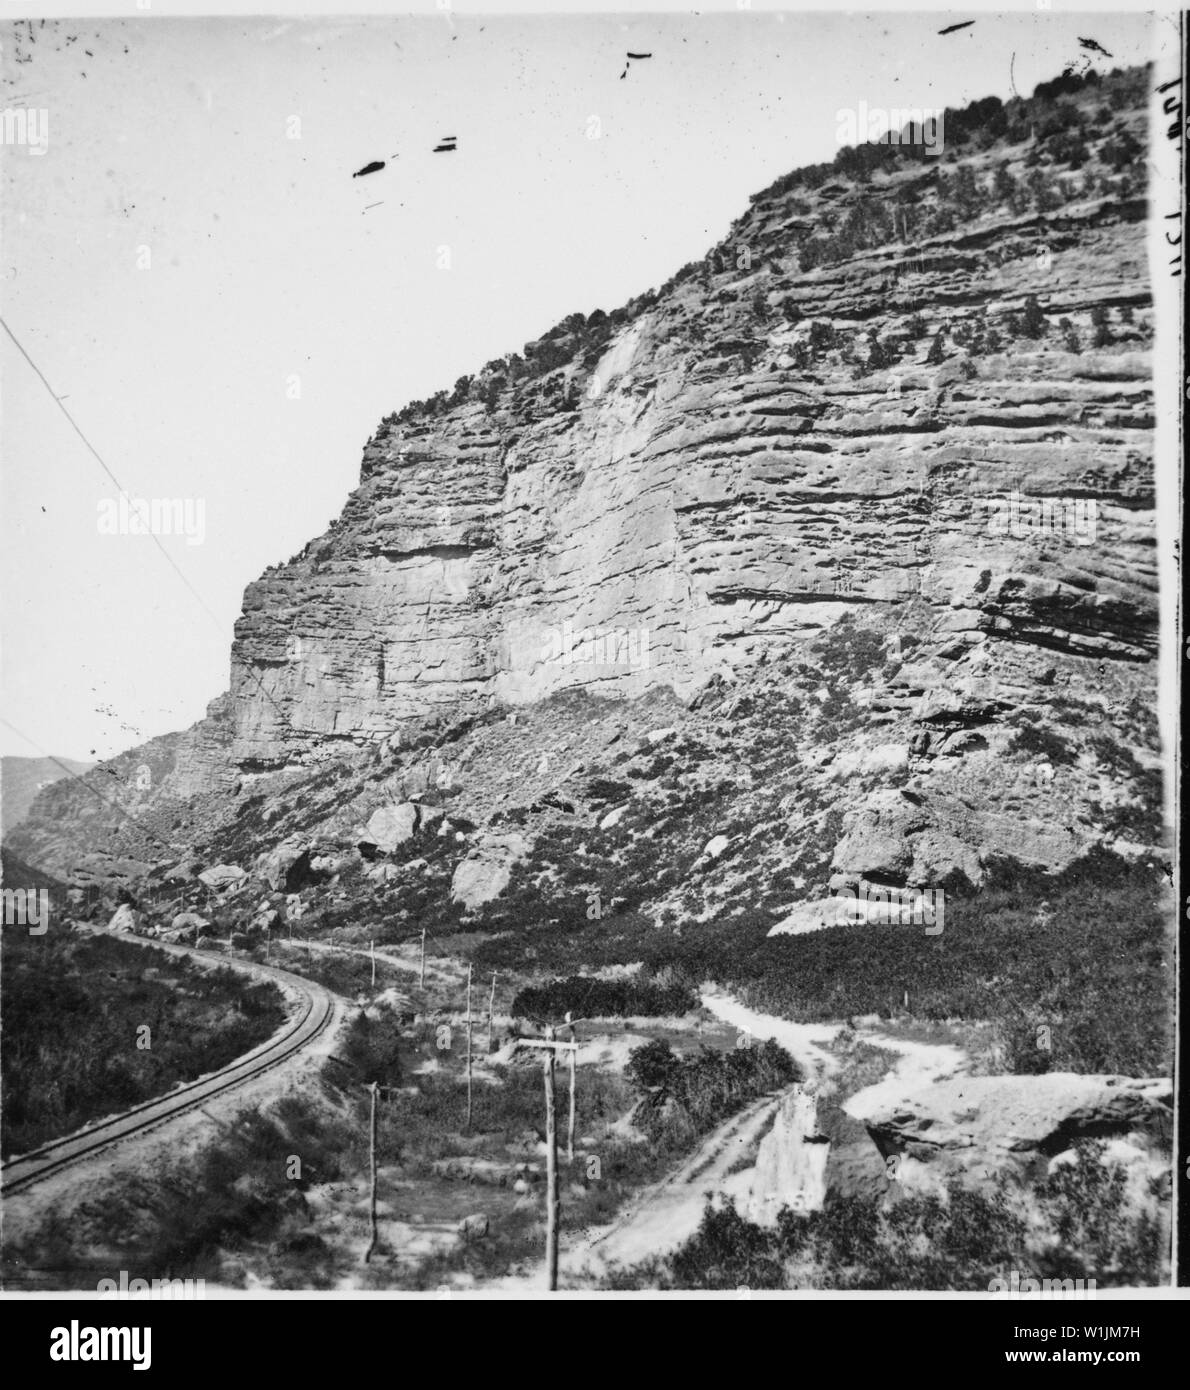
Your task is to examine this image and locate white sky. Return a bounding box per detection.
[0,4,1166,761]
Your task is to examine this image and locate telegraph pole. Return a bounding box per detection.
[420,927,426,989]
[543,1023,559,1290]
[465,964,474,1134]
[364,1080,379,1264]
[487,971,497,1053]
[519,1024,580,1290]
[370,937,376,990]
[566,1012,577,1164]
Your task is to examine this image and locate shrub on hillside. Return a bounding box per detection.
[626,1037,801,1140]
[611,1139,1166,1290]
[511,977,697,1023]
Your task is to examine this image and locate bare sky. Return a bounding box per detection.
[0,4,1164,761]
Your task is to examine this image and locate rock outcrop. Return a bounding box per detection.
[854,1072,1172,1192]
[451,832,529,910]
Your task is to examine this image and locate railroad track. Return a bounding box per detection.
[1,935,338,1196]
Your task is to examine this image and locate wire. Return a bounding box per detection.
[1,316,226,632]
[1,315,295,730]
[0,714,182,862]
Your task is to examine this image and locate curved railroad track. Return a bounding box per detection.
[1,934,338,1196]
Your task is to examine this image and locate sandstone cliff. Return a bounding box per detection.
[8,67,1163,908]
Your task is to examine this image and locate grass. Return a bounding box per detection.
[1,927,285,1157]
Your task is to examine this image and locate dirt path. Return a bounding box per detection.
[280,935,462,985]
[538,994,970,1287]
[564,1093,782,1282]
[700,990,966,1103]
[841,1030,967,1120]
[699,989,843,1078]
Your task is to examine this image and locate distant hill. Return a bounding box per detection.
[1,757,93,834]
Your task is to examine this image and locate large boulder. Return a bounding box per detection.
[451,833,529,910]
[255,837,312,892]
[768,899,840,937]
[365,863,401,884]
[851,1073,1172,1192]
[171,911,211,934]
[250,907,281,935]
[160,858,203,883]
[830,789,983,891]
[744,1085,829,1225]
[363,804,419,852]
[107,903,140,934]
[198,864,247,890]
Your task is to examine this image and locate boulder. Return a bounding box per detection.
[451,833,529,910]
[830,789,983,891]
[364,804,419,852]
[169,911,211,943]
[107,903,140,934]
[255,837,312,892]
[852,1073,1172,1191]
[251,908,281,934]
[161,859,203,883]
[701,834,730,861]
[198,864,247,890]
[365,863,401,883]
[768,899,843,937]
[744,1086,829,1224]
[171,911,210,931]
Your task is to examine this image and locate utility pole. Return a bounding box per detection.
[420,927,426,989]
[364,1080,379,1264]
[565,1012,577,1164]
[519,1025,580,1290]
[487,971,497,1053]
[370,937,376,990]
[465,964,473,1134]
[543,1023,559,1291]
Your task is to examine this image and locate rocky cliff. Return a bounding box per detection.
[8,66,1164,904]
[225,69,1155,778]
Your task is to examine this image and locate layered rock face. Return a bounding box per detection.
[228,75,1155,771]
[8,69,1161,895]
